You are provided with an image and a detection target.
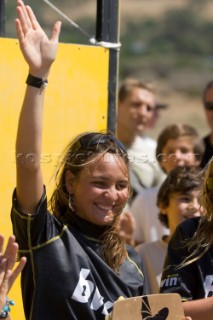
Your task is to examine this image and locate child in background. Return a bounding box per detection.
[131,123,204,245]
[136,166,203,294]
[160,159,213,320]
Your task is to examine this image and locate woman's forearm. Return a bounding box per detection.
[16,84,45,166]
[15,0,61,213]
[15,84,46,213]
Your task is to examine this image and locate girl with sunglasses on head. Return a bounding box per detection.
[12,2,146,319]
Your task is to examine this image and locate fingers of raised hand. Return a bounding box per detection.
[0,235,4,256]
[16,0,41,35]
[17,0,33,33]
[0,259,7,287]
[0,257,26,294]
[0,235,26,293]
[8,257,27,292]
[51,21,62,43]
[0,270,12,308]
[11,257,27,281]
[3,236,18,271]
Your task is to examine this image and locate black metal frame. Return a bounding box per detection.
[0,0,5,36]
[96,0,120,134]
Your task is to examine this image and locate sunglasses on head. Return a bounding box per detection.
[74,133,127,154]
[204,102,213,110]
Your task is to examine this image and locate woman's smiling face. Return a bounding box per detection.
[66,153,129,226]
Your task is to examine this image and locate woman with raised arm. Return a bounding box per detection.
[12,2,193,320]
[12,1,146,319]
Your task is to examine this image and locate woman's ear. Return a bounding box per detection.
[65,170,75,194]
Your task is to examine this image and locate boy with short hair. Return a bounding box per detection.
[135,166,203,294]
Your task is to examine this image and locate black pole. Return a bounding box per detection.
[96,0,120,134]
[0,0,5,37]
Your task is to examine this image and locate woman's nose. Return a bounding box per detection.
[103,187,119,201]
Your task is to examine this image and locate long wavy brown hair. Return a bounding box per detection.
[49,131,131,271]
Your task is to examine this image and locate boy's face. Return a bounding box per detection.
[161,190,201,236]
[159,137,200,173]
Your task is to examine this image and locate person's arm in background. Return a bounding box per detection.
[129,194,145,246]
[0,235,26,319]
[116,211,136,247]
[15,0,61,214]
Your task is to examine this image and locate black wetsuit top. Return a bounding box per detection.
[11,189,145,320]
[160,217,213,301]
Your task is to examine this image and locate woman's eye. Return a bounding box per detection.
[179,196,190,202]
[180,148,189,154]
[117,183,128,191]
[93,181,106,188]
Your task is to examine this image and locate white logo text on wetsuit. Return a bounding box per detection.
[71,268,113,315]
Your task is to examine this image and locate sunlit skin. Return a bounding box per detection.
[159,137,200,174]
[117,87,156,146]
[160,190,201,238]
[65,153,129,226]
[204,87,213,134]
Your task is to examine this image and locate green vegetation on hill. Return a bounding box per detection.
[119,6,213,92]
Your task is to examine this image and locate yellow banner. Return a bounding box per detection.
[0,37,109,319]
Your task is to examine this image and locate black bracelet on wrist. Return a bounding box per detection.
[26,74,48,88]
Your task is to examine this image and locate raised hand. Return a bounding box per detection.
[0,235,26,311]
[15,0,61,78]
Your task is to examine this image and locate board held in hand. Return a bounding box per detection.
[108,293,185,320]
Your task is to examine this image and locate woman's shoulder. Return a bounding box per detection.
[126,245,144,269]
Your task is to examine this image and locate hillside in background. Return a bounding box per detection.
[5,0,213,138]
